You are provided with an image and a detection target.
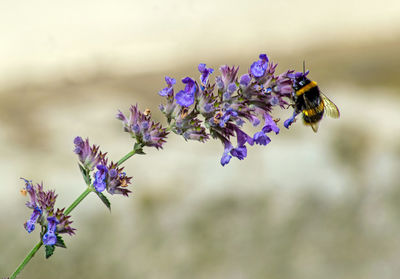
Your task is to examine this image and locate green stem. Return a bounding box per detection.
[117,149,138,166]
[10,241,42,279]
[65,186,93,215]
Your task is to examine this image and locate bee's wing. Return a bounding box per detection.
[321,93,340,119]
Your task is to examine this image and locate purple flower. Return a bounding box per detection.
[262,113,280,134]
[239,74,251,87]
[175,77,197,107]
[250,54,269,78]
[42,217,59,246]
[220,140,233,166]
[24,206,41,233]
[159,76,176,97]
[93,164,108,192]
[284,111,298,129]
[219,108,238,128]
[73,137,106,171]
[253,131,271,145]
[198,64,214,85]
[230,145,247,160]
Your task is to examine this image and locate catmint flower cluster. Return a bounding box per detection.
[21,178,75,246]
[158,53,296,166]
[116,104,169,149]
[73,136,133,196]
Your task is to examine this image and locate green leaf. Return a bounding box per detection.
[45,245,55,259]
[78,164,91,185]
[55,235,67,248]
[133,143,146,155]
[95,191,111,211]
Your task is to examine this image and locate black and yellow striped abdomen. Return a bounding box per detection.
[294,80,324,125]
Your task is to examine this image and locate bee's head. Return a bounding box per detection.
[291,71,310,91]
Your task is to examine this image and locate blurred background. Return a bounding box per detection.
[1,0,400,278]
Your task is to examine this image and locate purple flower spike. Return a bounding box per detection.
[159,76,176,97]
[117,105,169,149]
[250,54,269,78]
[42,217,59,246]
[175,77,197,107]
[262,113,280,134]
[93,164,108,193]
[253,131,271,146]
[21,179,76,242]
[198,63,214,85]
[24,206,42,233]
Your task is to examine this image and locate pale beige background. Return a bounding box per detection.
[1,1,400,278]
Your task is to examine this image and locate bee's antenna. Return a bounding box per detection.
[303,60,306,75]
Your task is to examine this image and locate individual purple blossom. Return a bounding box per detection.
[261,113,280,134]
[230,145,247,160]
[220,139,233,166]
[240,74,251,87]
[250,54,269,78]
[93,164,108,192]
[92,160,133,196]
[158,76,176,97]
[198,63,214,85]
[117,104,169,149]
[24,206,41,233]
[253,131,271,145]
[73,137,107,171]
[42,217,59,245]
[175,77,197,107]
[284,111,298,129]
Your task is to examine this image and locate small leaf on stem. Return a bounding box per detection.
[95,192,111,211]
[45,245,55,259]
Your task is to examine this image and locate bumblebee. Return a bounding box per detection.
[291,65,340,132]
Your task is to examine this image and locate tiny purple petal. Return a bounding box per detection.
[284,111,297,129]
[198,63,214,85]
[24,207,42,233]
[240,74,251,87]
[227,82,237,93]
[221,153,232,166]
[216,76,224,89]
[165,76,176,86]
[158,76,176,97]
[175,90,195,107]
